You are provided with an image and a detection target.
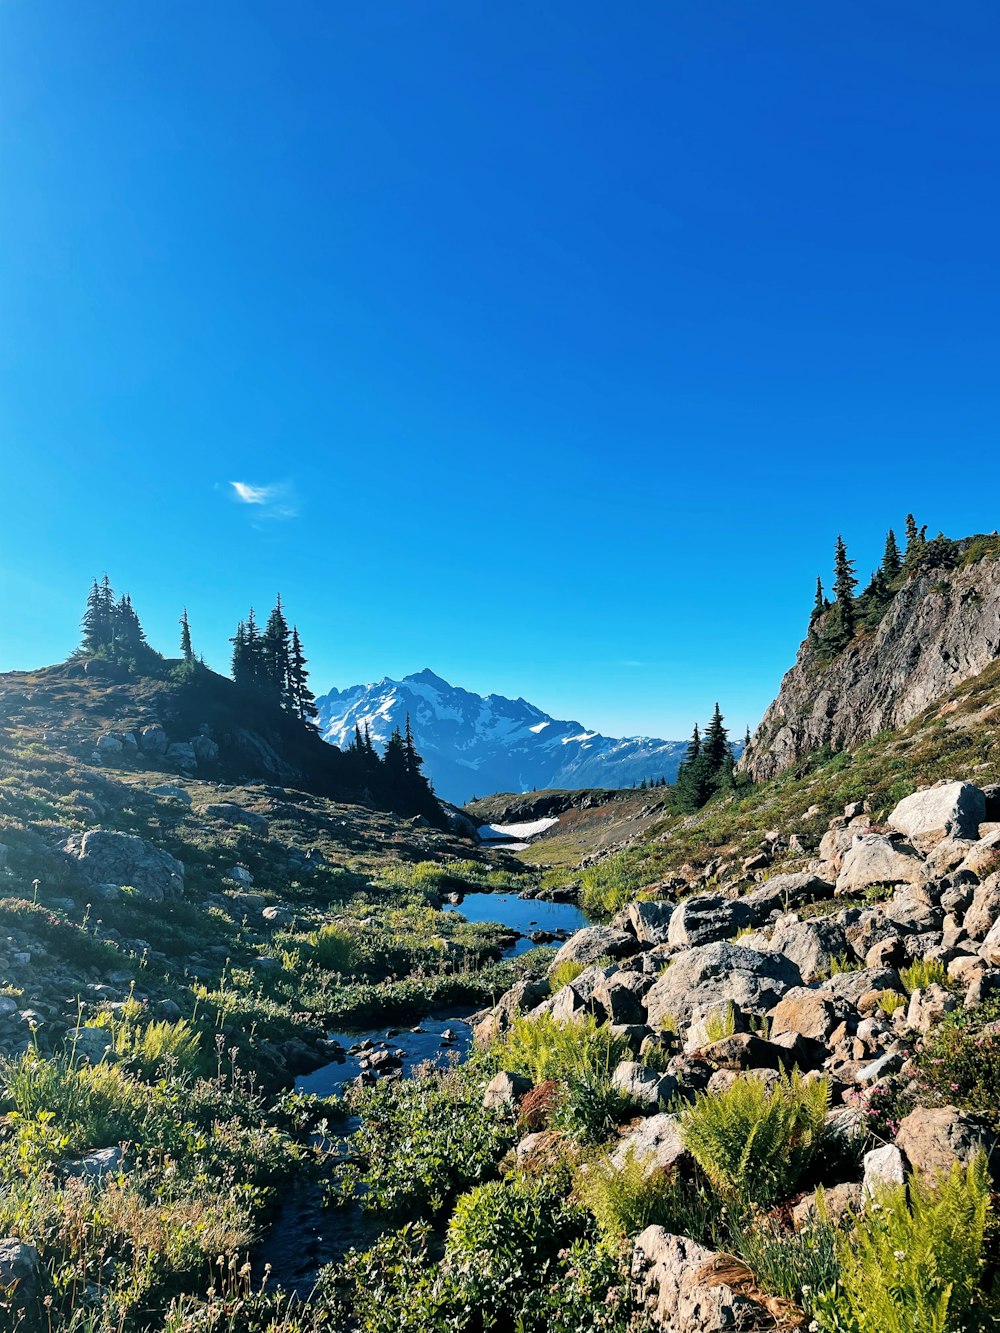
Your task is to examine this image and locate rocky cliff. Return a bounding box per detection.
[741,547,1000,783]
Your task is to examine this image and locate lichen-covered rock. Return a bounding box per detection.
[610,1060,676,1109]
[60,829,184,903]
[644,942,802,1028]
[0,1237,40,1307]
[482,1071,531,1110]
[863,1143,906,1196]
[964,874,1000,939]
[888,781,986,851]
[958,831,1000,881]
[769,987,851,1043]
[611,1113,687,1173]
[628,900,674,944]
[762,916,850,982]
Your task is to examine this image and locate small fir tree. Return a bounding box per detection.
[179,608,194,662]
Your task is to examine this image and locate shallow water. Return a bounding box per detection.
[296,1015,474,1098]
[443,890,589,955]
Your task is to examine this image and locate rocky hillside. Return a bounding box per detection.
[316,668,697,802]
[742,542,1000,783]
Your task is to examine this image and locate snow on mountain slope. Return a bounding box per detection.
[315,668,710,804]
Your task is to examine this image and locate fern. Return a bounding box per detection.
[681,1072,831,1210]
[816,1155,992,1333]
[574,1147,719,1242]
[900,958,948,995]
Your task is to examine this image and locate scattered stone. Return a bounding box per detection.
[627,899,674,945]
[139,724,168,755]
[611,1112,687,1173]
[201,802,269,836]
[549,925,638,971]
[0,1237,40,1306]
[610,1060,676,1109]
[667,894,754,948]
[836,834,924,895]
[150,783,191,803]
[60,829,184,903]
[863,1143,906,1197]
[482,1071,531,1110]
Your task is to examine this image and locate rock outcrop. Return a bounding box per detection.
[741,554,1000,783]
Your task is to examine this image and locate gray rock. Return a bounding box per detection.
[964,874,1000,940]
[482,1071,531,1110]
[958,831,1000,881]
[200,802,269,836]
[863,1143,906,1197]
[981,918,1000,966]
[905,983,957,1033]
[764,915,850,982]
[836,834,925,895]
[96,732,123,754]
[628,899,674,944]
[228,865,254,887]
[65,1145,124,1181]
[792,1181,863,1231]
[0,1237,40,1306]
[825,965,902,1005]
[139,724,168,755]
[895,1105,995,1180]
[190,734,219,762]
[166,742,198,769]
[666,894,753,949]
[610,1112,687,1173]
[632,1228,756,1332]
[888,781,986,852]
[67,1026,113,1064]
[149,784,191,803]
[610,1060,676,1109]
[60,829,184,903]
[261,905,292,928]
[593,971,649,1025]
[740,872,835,918]
[645,941,802,1028]
[549,925,638,971]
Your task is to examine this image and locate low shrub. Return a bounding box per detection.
[334,1066,518,1219]
[912,1000,1000,1128]
[308,922,357,972]
[681,1073,832,1211]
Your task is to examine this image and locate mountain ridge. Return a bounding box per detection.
[316,669,697,803]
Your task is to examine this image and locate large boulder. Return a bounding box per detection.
[549,925,638,972]
[200,803,269,836]
[628,899,674,945]
[895,1105,995,1180]
[139,724,168,755]
[762,916,850,982]
[667,894,753,949]
[863,1143,906,1197]
[644,942,801,1029]
[631,1228,757,1332]
[836,834,924,895]
[888,782,986,852]
[60,829,184,903]
[740,872,835,919]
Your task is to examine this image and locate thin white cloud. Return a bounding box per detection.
[228,480,299,520]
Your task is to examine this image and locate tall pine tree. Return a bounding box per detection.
[179,608,194,662]
[288,627,319,728]
[262,596,292,704]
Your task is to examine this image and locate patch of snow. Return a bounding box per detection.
[478,817,559,842]
[561,731,598,745]
[529,721,551,733]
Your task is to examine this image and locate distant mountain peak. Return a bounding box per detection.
[314,670,711,804]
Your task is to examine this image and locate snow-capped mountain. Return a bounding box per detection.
[315,668,702,804]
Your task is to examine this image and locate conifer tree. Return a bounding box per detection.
[179,608,194,662]
[832,535,858,639]
[262,596,292,704]
[810,577,826,624]
[288,627,319,728]
[882,529,902,581]
[81,577,114,653]
[903,513,928,574]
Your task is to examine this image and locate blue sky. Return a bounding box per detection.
[2,2,999,740]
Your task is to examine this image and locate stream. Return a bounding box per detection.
[258,889,589,1290]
